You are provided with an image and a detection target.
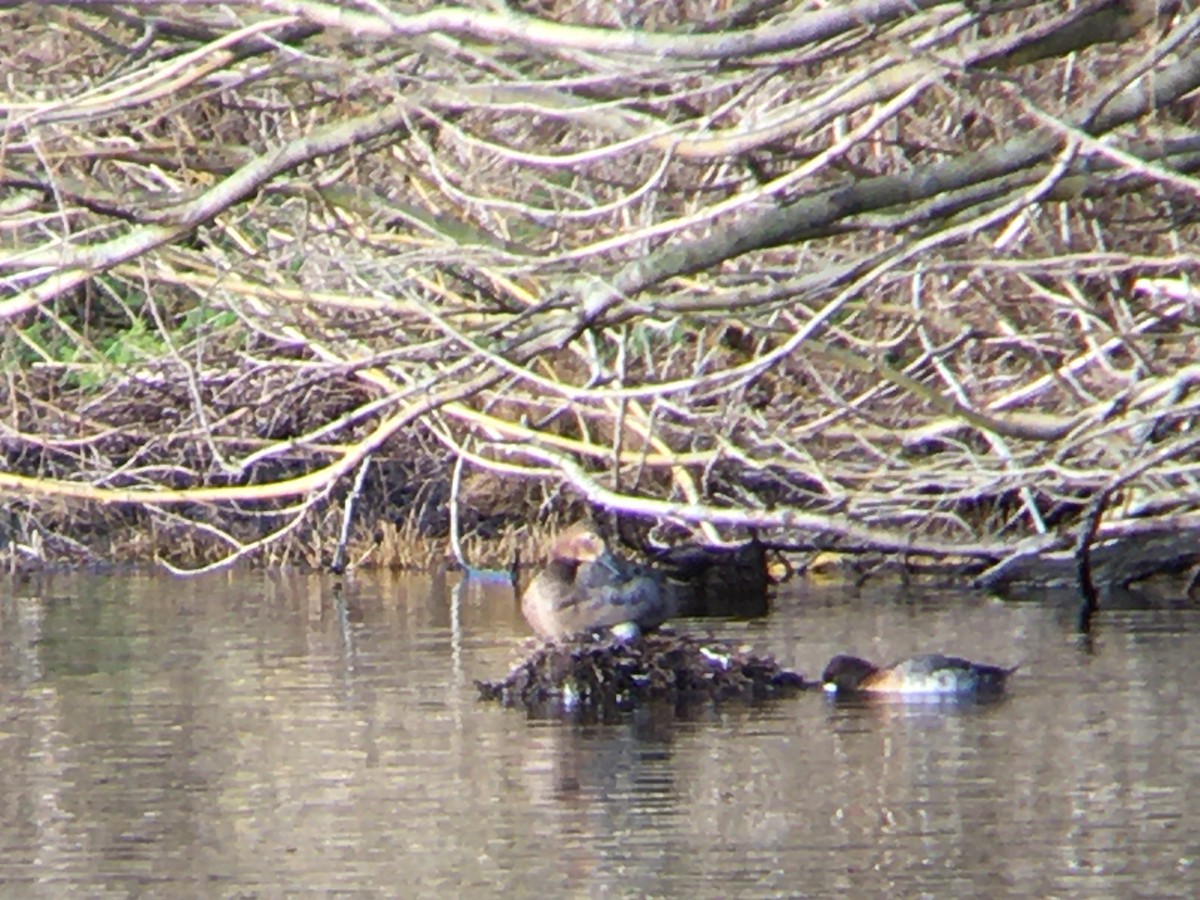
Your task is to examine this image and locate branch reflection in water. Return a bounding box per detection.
[0,572,1195,895]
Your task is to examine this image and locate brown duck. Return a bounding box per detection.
[521,523,681,641]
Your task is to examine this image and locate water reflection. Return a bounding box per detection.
[0,570,1198,895]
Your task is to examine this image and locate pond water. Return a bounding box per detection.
[1,569,1198,896]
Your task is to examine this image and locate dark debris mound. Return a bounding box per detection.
[477,632,811,714]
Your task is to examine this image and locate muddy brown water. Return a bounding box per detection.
[1,570,1197,896]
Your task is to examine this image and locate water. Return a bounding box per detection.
[1,570,1198,896]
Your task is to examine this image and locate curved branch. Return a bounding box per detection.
[606,40,1200,299]
[249,0,956,60]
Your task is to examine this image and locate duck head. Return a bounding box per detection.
[820,654,879,694]
[543,523,621,582]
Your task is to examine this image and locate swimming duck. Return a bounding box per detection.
[820,653,1016,697]
[520,523,680,642]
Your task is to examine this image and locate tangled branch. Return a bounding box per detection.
[1,0,1197,588]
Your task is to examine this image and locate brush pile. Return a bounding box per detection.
[477,633,809,714]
